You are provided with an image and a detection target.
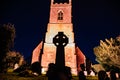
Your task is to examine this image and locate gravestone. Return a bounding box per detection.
[53,32,68,69]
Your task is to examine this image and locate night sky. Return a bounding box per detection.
[0,0,120,64]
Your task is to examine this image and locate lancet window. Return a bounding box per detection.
[58,11,63,20]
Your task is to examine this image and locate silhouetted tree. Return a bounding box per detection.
[0,23,15,72]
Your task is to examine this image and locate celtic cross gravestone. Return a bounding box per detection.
[53,32,68,69]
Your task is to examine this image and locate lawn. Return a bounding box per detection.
[0,72,98,80]
[0,73,47,80]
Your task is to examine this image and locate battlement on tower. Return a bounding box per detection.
[51,0,71,6]
[51,3,71,7]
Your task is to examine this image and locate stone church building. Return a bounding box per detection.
[31,0,85,75]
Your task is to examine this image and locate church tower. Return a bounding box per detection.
[41,0,77,75]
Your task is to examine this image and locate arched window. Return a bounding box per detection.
[58,11,63,20]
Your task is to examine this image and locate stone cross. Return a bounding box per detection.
[53,32,68,69]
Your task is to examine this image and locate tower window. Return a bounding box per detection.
[58,11,63,20]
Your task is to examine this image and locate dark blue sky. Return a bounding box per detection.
[0,0,120,64]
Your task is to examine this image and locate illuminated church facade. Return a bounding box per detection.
[32,0,85,75]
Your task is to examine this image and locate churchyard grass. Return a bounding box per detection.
[0,72,48,80]
[0,72,99,80]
